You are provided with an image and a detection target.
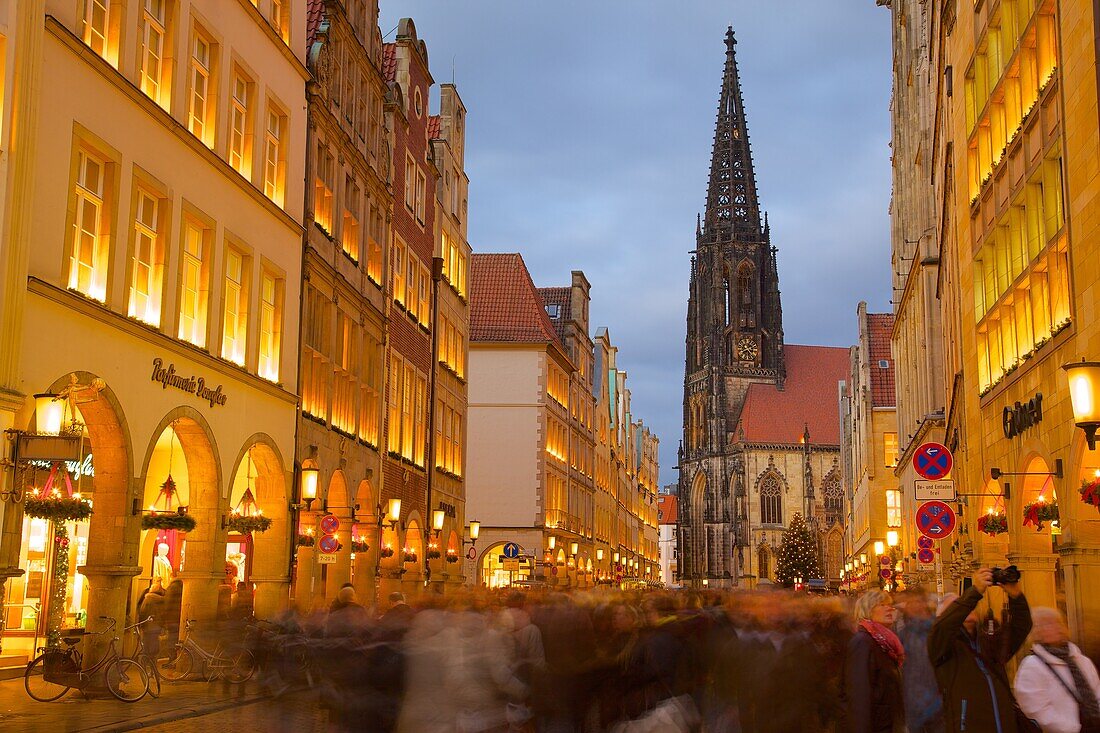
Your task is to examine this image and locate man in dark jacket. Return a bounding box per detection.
[928,567,1032,733]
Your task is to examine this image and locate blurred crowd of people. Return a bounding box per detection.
[237,570,1100,733]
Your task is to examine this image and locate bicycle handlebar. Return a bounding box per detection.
[81,617,116,635]
[124,616,154,631]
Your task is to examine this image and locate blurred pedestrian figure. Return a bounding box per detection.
[379,591,414,638]
[138,583,165,659]
[845,590,905,733]
[929,567,1032,733]
[1015,607,1100,733]
[325,583,369,637]
[161,579,184,662]
[229,581,254,620]
[896,594,944,733]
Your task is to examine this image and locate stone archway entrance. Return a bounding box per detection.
[1011,454,1060,609]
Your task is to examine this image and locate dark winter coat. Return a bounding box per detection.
[845,628,906,733]
[928,587,1032,733]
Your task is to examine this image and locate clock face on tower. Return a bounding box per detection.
[737,336,758,361]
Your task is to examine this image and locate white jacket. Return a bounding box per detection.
[1015,643,1100,733]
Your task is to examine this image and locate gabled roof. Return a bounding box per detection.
[867,313,896,408]
[536,287,570,342]
[470,254,563,347]
[658,494,678,525]
[737,345,849,445]
[382,43,397,83]
[427,115,441,140]
[306,0,324,48]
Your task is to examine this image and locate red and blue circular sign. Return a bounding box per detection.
[917,548,936,565]
[879,555,893,568]
[879,569,893,580]
[917,536,934,550]
[916,500,957,539]
[319,514,340,535]
[318,534,340,553]
[914,442,953,480]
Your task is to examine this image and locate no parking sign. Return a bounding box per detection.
[916,500,957,540]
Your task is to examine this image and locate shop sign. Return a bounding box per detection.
[1003,392,1043,439]
[150,358,229,408]
[27,454,94,479]
[317,553,337,564]
[437,501,456,518]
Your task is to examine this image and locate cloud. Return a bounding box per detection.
[381,1,893,486]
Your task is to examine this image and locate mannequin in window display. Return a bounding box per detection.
[152,542,174,588]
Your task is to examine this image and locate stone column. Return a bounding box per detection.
[1005,551,1058,608]
[78,564,141,663]
[1058,545,1100,655]
[324,529,352,601]
[178,504,225,624]
[352,549,377,610]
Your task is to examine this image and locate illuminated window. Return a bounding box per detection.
[884,432,899,468]
[387,356,401,454]
[414,169,427,223]
[178,220,210,347]
[435,401,463,477]
[128,188,163,325]
[138,0,167,107]
[402,363,414,458]
[314,143,334,234]
[332,310,357,433]
[263,107,285,205]
[366,203,384,285]
[404,155,415,211]
[269,0,288,43]
[221,249,247,365]
[229,73,252,178]
[886,489,902,528]
[81,0,111,61]
[341,177,360,262]
[417,263,430,328]
[405,255,417,318]
[188,33,214,147]
[257,271,281,382]
[359,334,382,446]
[413,373,426,467]
[391,236,406,306]
[69,150,110,302]
[301,285,330,419]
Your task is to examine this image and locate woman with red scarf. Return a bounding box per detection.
[845,590,906,733]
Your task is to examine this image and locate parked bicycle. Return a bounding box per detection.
[124,616,161,698]
[24,616,149,702]
[158,619,256,683]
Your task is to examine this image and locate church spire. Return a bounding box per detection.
[701,25,762,245]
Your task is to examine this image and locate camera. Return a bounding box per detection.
[991,565,1021,586]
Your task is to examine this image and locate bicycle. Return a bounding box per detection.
[24,616,149,702]
[124,616,161,698]
[158,619,256,683]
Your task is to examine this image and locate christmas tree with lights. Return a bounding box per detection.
[775,513,821,587]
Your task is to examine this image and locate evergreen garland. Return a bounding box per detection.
[227,514,273,534]
[141,513,197,532]
[24,496,93,523]
[46,524,70,649]
[775,513,822,587]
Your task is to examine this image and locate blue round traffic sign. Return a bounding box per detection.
[917,536,934,550]
[914,442,953,480]
[502,542,521,559]
[916,500,957,539]
[917,548,936,565]
[318,534,340,553]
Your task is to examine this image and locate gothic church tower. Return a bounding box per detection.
[679,27,786,586]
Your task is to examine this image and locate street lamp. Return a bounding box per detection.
[431,509,445,537]
[386,498,402,526]
[34,394,66,436]
[860,553,868,566]
[294,465,318,511]
[1063,360,1100,449]
[596,548,604,562]
[886,530,899,549]
[613,551,620,564]
[548,535,557,551]
[873,540,885,557]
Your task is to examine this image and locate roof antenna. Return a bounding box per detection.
[452,55,456,85]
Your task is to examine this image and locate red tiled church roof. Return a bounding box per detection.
[658,494,678,525]
[536,287,570,342]
[427,115,442,140]
[867,313,896,408]
[306,0,324,48]
[470,254,563,346]
[382,43,397,83]
[737,345,849,445]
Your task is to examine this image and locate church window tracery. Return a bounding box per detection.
[758,471,782,525]
[823,471,843,525]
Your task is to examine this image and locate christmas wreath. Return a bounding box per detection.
[350,540,370,554]
[445,553,459,564]
[24,495,93,523]
[426,548,442,560]
[296,534,315,548]
[142,512,197,532]
[402,551,418,563]
[379,546,395,558]
[976,512,1009,536]
[227,514,273,534]
[1080,479,1100,511]
[1023,500,1059,531]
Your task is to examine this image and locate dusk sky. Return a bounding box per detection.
[379,2,895,486]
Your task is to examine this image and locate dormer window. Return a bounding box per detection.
[546,304,560,318]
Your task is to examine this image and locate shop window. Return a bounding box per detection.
[178,218,210,347]
[257,270,281,382]
[138,0,168,109]
[341,177,360,262]
[221,249,248,366]
[229,71,253,179]
[884,432,899,468]
[187,30,216,148]
[263,105,286,206]
[69,149,111,302]
[128,187,164,326]
[886,489,902,528]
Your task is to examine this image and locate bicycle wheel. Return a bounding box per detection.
[224,649,256,683]
[23,655,71,702]
[141,655,161,697]
[105,658,149,702]
[157,647,194,681]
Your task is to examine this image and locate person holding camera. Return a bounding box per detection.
[928,566,1033,733]
[1014,607,1100,733]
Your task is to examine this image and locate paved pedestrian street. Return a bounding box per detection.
[0,675,315,733]
[144,693,326,732]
